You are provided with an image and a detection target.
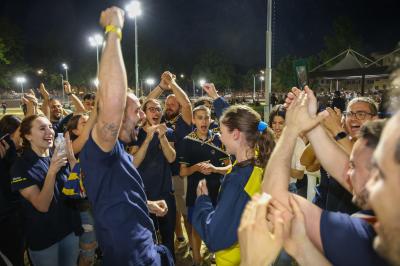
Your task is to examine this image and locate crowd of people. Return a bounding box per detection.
[0,6,399,266]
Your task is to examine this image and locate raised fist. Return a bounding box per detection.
[100,6,125,29]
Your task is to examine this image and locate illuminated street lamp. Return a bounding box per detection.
[62,63,69,81]
[88,33,104,77]
[126,1,142,96]
[180,74,185,79]
[92,78,99,88]
[199,79,206,96]
[37,69,44,75]
[15,76,26,94]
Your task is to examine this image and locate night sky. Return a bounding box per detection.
[1,0,399,74]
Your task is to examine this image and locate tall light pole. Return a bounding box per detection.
[265,0,273,119]
[15,76,26,94]
[126,1,142,96]
[89,33,104,77]
[199,79,206,97]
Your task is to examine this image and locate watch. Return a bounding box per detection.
[334,131,347,141]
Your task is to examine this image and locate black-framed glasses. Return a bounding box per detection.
[344,111,375,120]
[147,106,162,113]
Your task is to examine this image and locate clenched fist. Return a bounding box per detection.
[100,6,125,29]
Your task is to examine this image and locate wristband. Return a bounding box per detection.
[334,131,347,141]
[105,25,122,40]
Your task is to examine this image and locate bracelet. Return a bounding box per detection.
[105,25,122,40]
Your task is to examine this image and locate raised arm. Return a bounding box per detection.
[306,125,351,192]
[146,74,169,100]
[92,7,127,152]
[64,81,86,113]
[262,88,327,252]
[39,83,50,119]
[72,100,98,154]
[164,72,192,125]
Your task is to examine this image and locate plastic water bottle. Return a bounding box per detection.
[54,133,66,156]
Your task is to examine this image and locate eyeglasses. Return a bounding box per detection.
[147,106,162,113]
[344,111,375,120]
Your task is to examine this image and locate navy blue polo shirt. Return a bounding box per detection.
[10,148,81,251]
[178,130,229,207]
[0,137,20,218]
[320,210,389,266]
[133,127,175,200]
[162,114,192,176]
[80,134,160,266]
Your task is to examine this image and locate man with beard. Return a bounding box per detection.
[79,7,173,265]
[39,82,86,134]
[147,71,193,250]
[366,69,400,266]
[262,87,389,266]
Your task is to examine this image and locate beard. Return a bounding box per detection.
[164,109,179,120]
[352,187,370,209]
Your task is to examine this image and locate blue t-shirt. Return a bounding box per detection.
[79,134,160,266]
[134,127,175,200]
[320,210,388,266]
[162,114,192,176]
[10,148,81,251]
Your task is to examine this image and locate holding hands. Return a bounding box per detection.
[285,86,328,135]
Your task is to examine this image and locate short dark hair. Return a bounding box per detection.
[194,97,213,108]
[83,93,95,101]
[358,119,387,149]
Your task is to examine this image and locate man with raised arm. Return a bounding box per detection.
[79,7,173,266]
[261,87,389,266]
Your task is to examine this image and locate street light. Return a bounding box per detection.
[88,33,103,77]
[126,1,142,96]
[92,78,99,88]
[180,74,185,79]
[145,78,155,94]
[15,76,26,94]
[199,79,206,97]
[37,69,44,75]
[62,63,69,81]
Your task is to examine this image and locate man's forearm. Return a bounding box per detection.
[132,140,151,167]
[170,83,192,125]
[69,94,86,113]
[146,85,163,100]
[95,28,127,148]
[306,125,350,192]
[159,137,176,163]
[262,127,298,205]
[294,239,332,266]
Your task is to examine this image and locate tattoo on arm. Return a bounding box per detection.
[100,122,119,139]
